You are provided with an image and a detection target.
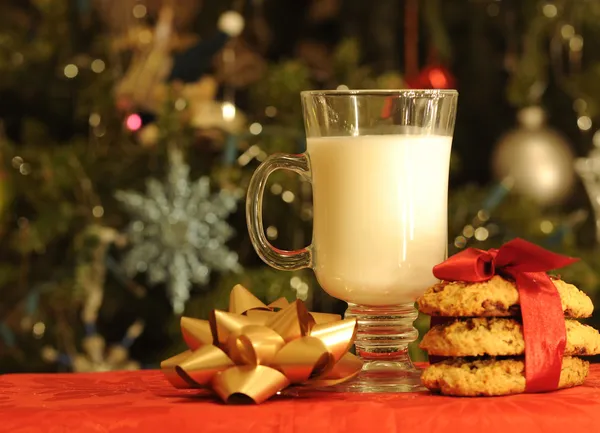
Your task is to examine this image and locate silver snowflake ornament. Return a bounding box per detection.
[115,150,242,313]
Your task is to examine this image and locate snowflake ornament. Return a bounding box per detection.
[115,150,242,313]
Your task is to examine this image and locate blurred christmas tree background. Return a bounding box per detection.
[3,0,600,372]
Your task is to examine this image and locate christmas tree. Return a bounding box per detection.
[1,0,600,373]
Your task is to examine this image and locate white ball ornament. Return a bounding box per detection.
[491,106,576,206]
[218,11,245,38]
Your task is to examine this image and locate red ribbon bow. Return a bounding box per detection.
[432,238,578,393]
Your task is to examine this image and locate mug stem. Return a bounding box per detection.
[346,303,419,366]
[319,303,426,393]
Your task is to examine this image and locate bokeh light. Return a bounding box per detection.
[126,114,143,131]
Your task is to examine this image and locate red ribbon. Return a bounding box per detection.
[431,238,578,393]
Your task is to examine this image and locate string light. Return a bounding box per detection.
[256,151,267,162]
[462,225,475,238]
[290,276,302,289]
[19,163,31,175]
[237,154,251,166]
[569,35,584,52]
[593,130,600,147]
[248,145,261,157]
[337,84,349,91]
[32,322,46,339]
[92,206,104,218]
[474,227,489,241]
[249,122,263,135]
[64,64,79,78]
[237,145,261,166]
[428,68,449,88]
[282,191,295,203]
[265,106,278,117]
[477,209,490,222]
[126,114,142,131]
[301,207,313,220]
[296,282,309,300]
[561,24,575,40]
[89,113,101,127]
[91,59,106,74]
[577,116,592,131]
[542,3,558,18]
[540,220,554,234]
[454,236,467,248]
[11,156,23,169]
[132,4,147,18]
[573,98,587,113]
[266,226,278,240]
[174,98,187,111]
[132,221,144,232]
[222,102,236,122]
[270,183,283,195]
[41,346,59,363]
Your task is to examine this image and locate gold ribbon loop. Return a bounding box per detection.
[271,336,332,384]
[176,345,234,386]
[268,297,290,310]
[226,325,285,366]
[161,350,194,388]
[229,284,269,314]
[266,300,315,342]
[212,365,290,405]
[162,285,363,404]
[180,317,213,350]
[210,310,257,346]
[305,353,364,387]
[309,312,342,324]
[310,318,358,363]
[244,309,275,325]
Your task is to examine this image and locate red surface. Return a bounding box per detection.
[1,365,600,433]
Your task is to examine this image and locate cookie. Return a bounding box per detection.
[421,356,589,396]
[417,275,593,318]
[420,318,600,357]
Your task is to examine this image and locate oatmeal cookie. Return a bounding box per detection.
[421,356,589,396]
[417,275,593,318]
[420,318,600,357]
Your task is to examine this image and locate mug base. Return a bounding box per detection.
[324,362,427,393]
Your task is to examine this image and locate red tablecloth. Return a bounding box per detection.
[1,365,600,433]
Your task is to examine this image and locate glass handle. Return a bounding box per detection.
[246,153,313,271]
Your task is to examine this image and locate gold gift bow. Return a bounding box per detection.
[161,284,363,404]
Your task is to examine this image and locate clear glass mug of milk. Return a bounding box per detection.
[246,90,458,393]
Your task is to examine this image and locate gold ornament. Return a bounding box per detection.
[114,5,174,113]
[70,321,144,373]
[183,76,246,134]
[492,106,575,206]
[161,284,362,404]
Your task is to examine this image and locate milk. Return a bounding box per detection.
[307,134,452,306]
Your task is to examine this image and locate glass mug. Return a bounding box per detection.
[246,90,458,392]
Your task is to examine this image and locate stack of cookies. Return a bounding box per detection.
[417,275,600,396]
